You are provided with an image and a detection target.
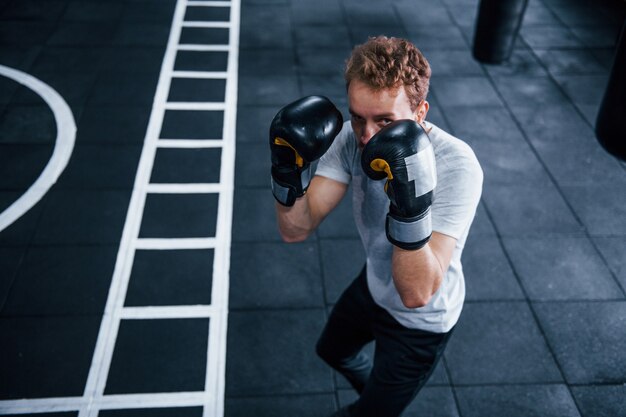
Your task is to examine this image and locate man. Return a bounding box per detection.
[269,36,483,417]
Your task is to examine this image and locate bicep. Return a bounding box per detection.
[307,175,348,227]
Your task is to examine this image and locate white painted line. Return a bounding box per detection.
[172,70,228,79]
[80,1,189,416]
[177,44,231,51]
[121,305,217,319]
[204,311,224,414]
[165,102,226,110]
[1,0,239,414]
[0,397,83,414]
[0,65,76,233]
[0,392,209,415]
[204,0,240,415]
[158,139,224,148]
[0,391,215,415]
[146,183,223,193]
[182,21,230,28]
[95,392,208,409]
[187,1,232,6]
[135,237,217,250]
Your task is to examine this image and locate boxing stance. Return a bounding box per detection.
[270,37,483,417]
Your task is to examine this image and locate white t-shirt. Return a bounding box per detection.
[316,121,483,333]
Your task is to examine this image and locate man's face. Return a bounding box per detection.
[348,79,428,150]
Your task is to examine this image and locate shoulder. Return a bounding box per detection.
[316,121,357,183]
[427,122,483,180]
[335,121,356,147]
[427,123,483,237]
[321,121,356,155]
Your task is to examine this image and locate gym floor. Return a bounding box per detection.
[0,0,625,416]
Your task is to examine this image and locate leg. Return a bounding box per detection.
[351,310,454,417]
[317,268,375,394]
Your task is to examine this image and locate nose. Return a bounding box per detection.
[359,123,377,147]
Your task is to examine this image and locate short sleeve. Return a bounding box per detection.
[315,121,355,185]
[431,140,483,240]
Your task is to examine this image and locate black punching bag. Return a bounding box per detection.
[473,0,529,63]
[595,20,626,162]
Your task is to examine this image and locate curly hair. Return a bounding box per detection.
[345,36,431,111]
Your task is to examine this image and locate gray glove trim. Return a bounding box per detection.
[386,208,432,250]
[270,165,312,207]
[271,176,293,206]
[300,164,312,190]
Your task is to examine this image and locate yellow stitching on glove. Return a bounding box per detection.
[274,137,304,167]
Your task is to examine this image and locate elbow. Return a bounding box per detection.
[400,293,431,309]
[396,274,442,309]
[277,221,312,243]
[279,231,309,243]
[399,277,442,308]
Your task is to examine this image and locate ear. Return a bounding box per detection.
[416,100,429,123]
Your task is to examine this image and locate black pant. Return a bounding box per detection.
[316,267,454,417]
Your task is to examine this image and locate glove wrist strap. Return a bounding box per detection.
[386,207,432,250]
[271,165,312,207]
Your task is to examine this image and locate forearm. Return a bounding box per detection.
[275,195,316,242]
[275,176,348,243]
[391,242,445,308]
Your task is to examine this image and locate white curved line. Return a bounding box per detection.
[0,65,77,232]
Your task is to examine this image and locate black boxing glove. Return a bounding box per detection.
[270,95,343,206]
[361,120,437,250]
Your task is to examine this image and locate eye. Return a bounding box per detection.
[380,118,393,126]
[351,114,364,123]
